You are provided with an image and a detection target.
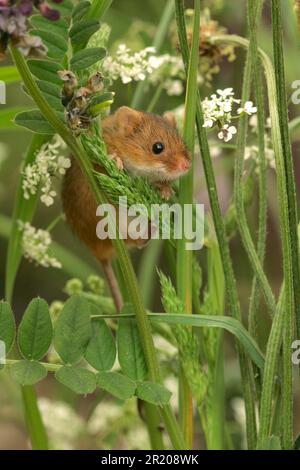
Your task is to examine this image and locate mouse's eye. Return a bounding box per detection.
[152,142,165,155]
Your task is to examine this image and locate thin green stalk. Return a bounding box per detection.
[4,134,50,450]
[234,0,276,318]
[175,0,257,449]
[211,31,295,450]
[85,0,113,20]
[138,240,163,308]
[248,0,268,346]
[210,337,225,449]
[176,0,200,449]
[143,403,165,450]
[131,0,174,109]
[146,83,164,113]
[21,386,48,450]
[5,134,49,303]
[207,241,225,450]
[10,47,184,450]
[271,0,296,449]
[258,288,284,445]
[247,0,268,407]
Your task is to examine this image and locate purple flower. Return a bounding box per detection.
[0,0,61,60]
[39,2,60,20]
[19,0,33,15]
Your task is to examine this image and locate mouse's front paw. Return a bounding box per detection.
[108,153,124,171]
[154,183,174,200]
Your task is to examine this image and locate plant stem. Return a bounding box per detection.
[235,0,275,317]
[138,240,162,308]
[212,30,295,450]
[248,0,268,347]
[5,134,49,303]
[146,83,164,113]
[175,0,257,449]
[271,0,296,448]
[176,0,200,449]
[131,0,174,109]
[21,386,48,450]
[143,403,165,450]
[4,133,50,450]
[258,287,284,445]
[85,0,113,20]
[10,46,185,450]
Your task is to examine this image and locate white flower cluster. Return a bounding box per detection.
[22,136,70,207]
[102,44,158,84]
[202,88,257,142]
[18,221,61,269]
[148,54,185,96]
[102,44,185,96]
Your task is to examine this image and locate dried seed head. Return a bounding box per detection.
[88,72,104,93]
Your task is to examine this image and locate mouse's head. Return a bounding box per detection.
[106,107,191,182]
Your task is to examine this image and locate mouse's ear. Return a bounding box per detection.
[114,106,142,134]
[163,112,177,128]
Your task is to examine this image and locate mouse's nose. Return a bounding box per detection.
[178,158,190,172]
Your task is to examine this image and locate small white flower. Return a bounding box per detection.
[217,87,234,98]
[238,101,257,115]
[102,45,186,97]
[165,79,184,96]
[22,135,70,207]
[18,221,61,269]
[203,118,214,128]
[41,191,56,207]
[218,124,237,142]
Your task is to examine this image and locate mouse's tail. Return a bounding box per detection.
[101,260,123,313]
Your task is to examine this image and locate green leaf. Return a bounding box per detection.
[0,65,20,83]
[257,436,282,450]
[87,92,114,116]
[72,1,91,21]
[30,15,69,38]
[28,60,62,85]
[54,295,92,365]
[18,298,52,361]
[0,301,16,355]
[0,107,29,131]
[37,81,63,112]
[97,371,136,400]
[117,308,147,381]
[55,366,96,394]
[136,381,172,406]
[70,48,106,71]
[14,109,55,134]
[30,30,68,61]
[147,313,265,369]
[69,19,99,45]
[55,0,74,18]
[84,315,116,371]
[294,434,300,450]
[10,360,47,385]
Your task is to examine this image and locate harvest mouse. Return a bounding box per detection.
[62,106,190,310]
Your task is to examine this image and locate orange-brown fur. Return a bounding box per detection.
[62,107,190,262]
